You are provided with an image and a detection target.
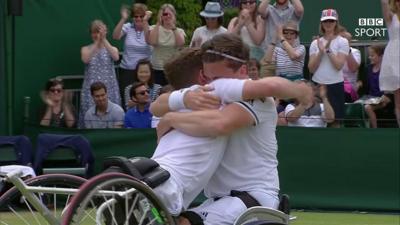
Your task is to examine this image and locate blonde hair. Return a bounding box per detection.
[160,4,177,25]
[89,20,106,33]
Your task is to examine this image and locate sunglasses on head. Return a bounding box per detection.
[136,89,150,96]
[241,0,256,4]
[49,88,62,93]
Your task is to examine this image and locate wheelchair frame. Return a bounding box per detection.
[1,169,292,225]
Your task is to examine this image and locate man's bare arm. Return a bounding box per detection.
[150,88,220,117]
[161,104,254,137]
[242,77,312,104]
[292,0,304,18]
[258,0,270,18]
[150,93,171,117]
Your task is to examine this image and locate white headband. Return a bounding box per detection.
[205,50,246,63]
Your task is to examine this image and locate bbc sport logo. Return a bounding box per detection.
[355,18,387,37]
[358,18,384,26]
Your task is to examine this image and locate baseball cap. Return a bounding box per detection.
[320,9,338,21]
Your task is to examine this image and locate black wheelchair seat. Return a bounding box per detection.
[103,156,170,189]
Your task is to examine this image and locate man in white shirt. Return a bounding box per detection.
[285,82,335,127]
[152,33,312,225]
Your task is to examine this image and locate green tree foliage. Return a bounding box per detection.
[222,7,239,28]
[146,0,202,43]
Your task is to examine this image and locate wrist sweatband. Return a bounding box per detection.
[168,85,200,111]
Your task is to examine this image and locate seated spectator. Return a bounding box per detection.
[357,44,394,128]
[84,82,125,128]
[247,58,260,80]
[124,59,162,110]
[40,78,75,128]
[340,26,361,102]
[285,82,335,127]
[124,82,152,128]
[263,20,305,81]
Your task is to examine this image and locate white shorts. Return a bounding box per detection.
[152,175,184,216]
[189,192,279,225]
[190,196,247,225]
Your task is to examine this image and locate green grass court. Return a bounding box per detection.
[0,210,399,225]
[291,211,400,225]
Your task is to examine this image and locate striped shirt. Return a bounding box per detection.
[120,23,152,70]
[274,44,305,80]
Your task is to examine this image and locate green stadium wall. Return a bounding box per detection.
[24,125,400,212]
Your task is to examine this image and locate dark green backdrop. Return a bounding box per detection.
[23,125,400,212]
[0,0,388,134]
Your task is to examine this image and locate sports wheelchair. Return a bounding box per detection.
[0,156,292,225]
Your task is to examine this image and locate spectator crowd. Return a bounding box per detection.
[39,0,399,129]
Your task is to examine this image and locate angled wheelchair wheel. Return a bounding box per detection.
[233,206,290,225]
[0,174,86,225]
[62,172,175,225]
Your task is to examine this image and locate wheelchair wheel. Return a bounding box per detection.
[0,174,86,225]
[62,172,175,225]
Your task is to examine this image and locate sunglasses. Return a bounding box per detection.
[204,17,218,20]
[283,30,297,35]
[134,15,144,19]
[136,90,150,96]
[241,0,256,4]
[162,13,170,17]
[49,88,62,93]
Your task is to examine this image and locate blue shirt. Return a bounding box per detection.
[124,105,152,128]
[367,64,383,97]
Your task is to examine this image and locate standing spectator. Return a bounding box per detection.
[308,9,349,128]
[112,3,153,104]
[359,45,394,128]
[380,0,400,127]
[340,27,361,102]
[258,0,304,47]
[124,82,153,128]
[148,4,186,86]
[190,2,227,48]
[84,82,125,129]
[228,0,265,61]
[285,82,335,127]
[124,59,162,110]
[40,79,75,128]
[263,20,305,81]
[79,20,121,128]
